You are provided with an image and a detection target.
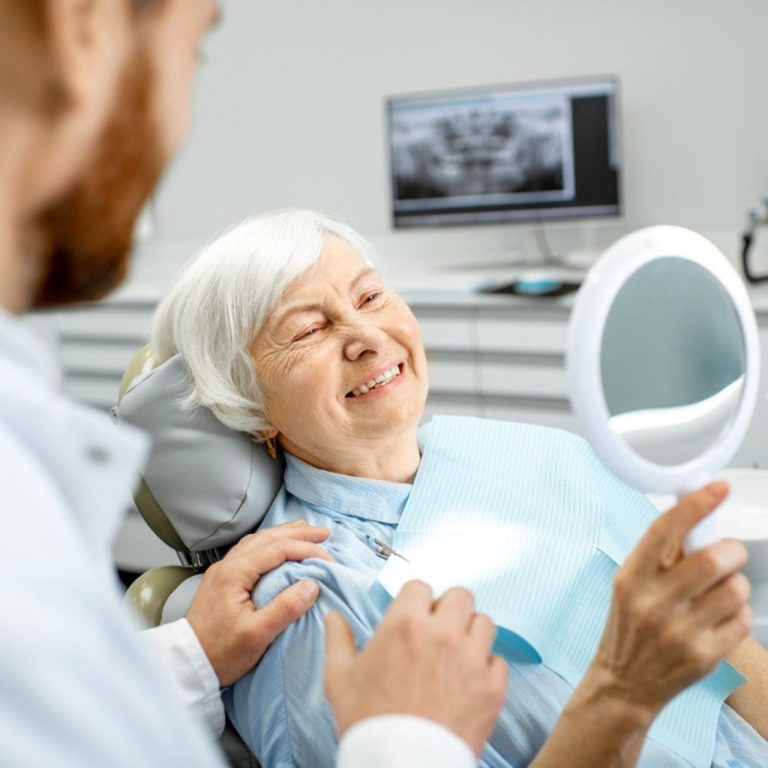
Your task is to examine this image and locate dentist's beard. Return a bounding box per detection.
[30,47,164,309]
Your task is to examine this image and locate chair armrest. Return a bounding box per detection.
[125,565,195,628]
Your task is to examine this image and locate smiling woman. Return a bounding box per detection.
[149,209,768,768]
[151,211,426,450]
[151,209,427,483]
[249,234,428,481]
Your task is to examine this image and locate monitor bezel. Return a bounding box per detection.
[386,74,623,230]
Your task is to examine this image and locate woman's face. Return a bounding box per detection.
[251,237,428,469]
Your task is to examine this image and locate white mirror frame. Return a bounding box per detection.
[567,225,760,502]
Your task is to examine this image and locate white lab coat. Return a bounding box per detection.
[0,310,473,768]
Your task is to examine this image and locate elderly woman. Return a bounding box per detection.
[150,210,768,768]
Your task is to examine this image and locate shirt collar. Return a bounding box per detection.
[0,309,61,386]
[0,308,149,558]
[283,453,412,524]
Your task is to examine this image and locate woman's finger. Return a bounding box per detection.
[708,605,753,660]
[660,539,748,603]
[626,483,729,578]
[686,572,751,630]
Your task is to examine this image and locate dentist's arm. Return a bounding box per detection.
[530,482,751,768]
[142,520,331,734]
[325,581,508,767]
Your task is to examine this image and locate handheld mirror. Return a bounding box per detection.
[567,225,760,552]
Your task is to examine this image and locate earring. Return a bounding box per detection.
[265,436,278,460]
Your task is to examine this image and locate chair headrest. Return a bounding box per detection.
[117,353,283,553]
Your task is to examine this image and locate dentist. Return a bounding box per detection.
[0,1,502,767]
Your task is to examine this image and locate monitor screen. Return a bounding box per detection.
[387,76,621,228]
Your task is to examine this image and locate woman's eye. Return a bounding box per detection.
[362,292,380,305]
[295,326,321,341]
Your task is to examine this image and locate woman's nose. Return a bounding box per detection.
[342,319,388,361]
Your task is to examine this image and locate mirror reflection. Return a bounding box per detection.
[601,257,745,466]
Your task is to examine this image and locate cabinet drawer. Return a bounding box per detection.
[423,393,482,422]
[476,319,567,354]
[59,341,142,376]
[416,315,475,351]
[428,358,478,394]
[479,360,568,398]
[64,376,121,410]
[50,308,152,341]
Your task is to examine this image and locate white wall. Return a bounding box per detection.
[140,0,768,278]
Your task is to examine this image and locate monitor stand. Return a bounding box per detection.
[472,227,594,297]
[478,270,582,297]
[435,225,604,297]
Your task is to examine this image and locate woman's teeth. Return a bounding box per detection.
[349,366,400,397]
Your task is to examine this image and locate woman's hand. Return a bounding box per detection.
[529,482,751,768]
[324,580,508,757]
[590,481,751,719]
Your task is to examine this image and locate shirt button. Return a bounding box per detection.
[86,445,111,464]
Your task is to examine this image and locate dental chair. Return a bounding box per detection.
[115,347,284,768]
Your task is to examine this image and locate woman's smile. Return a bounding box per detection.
[346,363,404,399]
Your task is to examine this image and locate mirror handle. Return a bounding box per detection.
[683,510,722,554]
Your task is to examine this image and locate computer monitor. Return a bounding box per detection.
[387,76,621,229]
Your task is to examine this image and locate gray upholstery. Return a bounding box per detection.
[116,352,271,768]
[117,355,283,553]
[161,573,205,624]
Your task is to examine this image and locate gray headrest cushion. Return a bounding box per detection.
[117,355,283,551]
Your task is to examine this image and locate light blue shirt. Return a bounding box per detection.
[226,452,768,768]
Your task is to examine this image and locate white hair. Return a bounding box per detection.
[149,209,375,436]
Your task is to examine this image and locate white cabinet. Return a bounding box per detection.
[408,295,578,436]
[475,317,568,354]
[37,300,155,410]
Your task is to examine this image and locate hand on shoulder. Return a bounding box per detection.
[187,520,332,686]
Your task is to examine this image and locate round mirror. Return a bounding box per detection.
[602,257,745,466]
[567,226,760,550]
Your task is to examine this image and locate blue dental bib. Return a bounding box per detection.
[375,416,744,768]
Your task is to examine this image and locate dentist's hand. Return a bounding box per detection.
[588,482,751,719]
[324,580,508,757]
[187,520,331,686]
